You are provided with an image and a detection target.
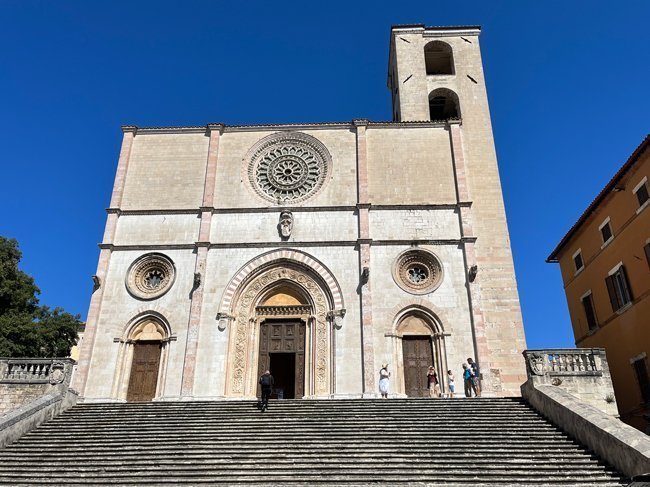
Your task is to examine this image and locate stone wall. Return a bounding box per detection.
[0,358,75,416]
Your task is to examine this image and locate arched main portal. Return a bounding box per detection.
[390,307,448,397]
[221,250,344,399]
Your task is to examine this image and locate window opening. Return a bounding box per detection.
[581,293,598,331]
[605,265,633,312]
[424,41,454,75]
[429,93,459,121]
[573,251,584,273]
[600,220,613,245]
[635,180,649,208]
[633,357,650,403]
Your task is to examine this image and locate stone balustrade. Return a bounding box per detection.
[523,348,603,377]
[0,358,75,416]
[522,348,617,416]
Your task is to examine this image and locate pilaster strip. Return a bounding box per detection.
[180,124,223,396]
[354,119,376,395]
[109,127,136,208]
[71,248,111,394]
[448,122,490,391]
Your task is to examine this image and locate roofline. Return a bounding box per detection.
[120,119,462,135]
[546,134,650,263]
[390,24,481,32]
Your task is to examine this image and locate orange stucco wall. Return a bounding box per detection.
[555,148,649,431]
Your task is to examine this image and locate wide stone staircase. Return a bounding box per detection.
[0,398,628,486]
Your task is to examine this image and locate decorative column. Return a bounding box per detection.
[447,120,491,394]
[72,125,137,395]
[180,123,224,397]
[353,119,376,397]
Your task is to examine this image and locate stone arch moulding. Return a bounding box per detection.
[219,249,346,399]
[388,300,450,398]
[110,310,175,402]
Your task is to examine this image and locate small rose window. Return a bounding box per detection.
[126,253,175,300]
[393,249,443,295]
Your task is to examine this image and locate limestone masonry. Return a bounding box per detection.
[73,24,527,402]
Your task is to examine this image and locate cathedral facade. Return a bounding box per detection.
[73,24,527,402]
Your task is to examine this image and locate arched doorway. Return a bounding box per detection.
[256,285,308,399]
[390,310,448,398]
[221,251,345,399]
[111,315,171,402]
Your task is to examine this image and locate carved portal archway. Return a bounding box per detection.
[111,312,173,401]
[223,256,343,399]
[389,307,449,397]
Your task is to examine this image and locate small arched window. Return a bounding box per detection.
[428,89,460,121]
[424,41,454,75]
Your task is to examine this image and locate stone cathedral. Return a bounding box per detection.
[73,24,527,403]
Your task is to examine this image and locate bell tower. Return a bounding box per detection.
[388,24,482,122]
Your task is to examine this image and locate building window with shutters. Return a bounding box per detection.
[633,176,649,213]
[598,217,613,248]
[631,355,650,404]
[580,290,598,332]
[605,264,633,312]
[572,249,584,275]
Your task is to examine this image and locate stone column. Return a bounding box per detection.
[72,126,136,395]
[180,123,223,397]
[353,119,376,397]
[447,120,491,394]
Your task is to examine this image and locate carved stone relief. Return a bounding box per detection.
[278,210,293,239]
[244,132,332,204]
[126,253,176,300]
[228,265,330,397]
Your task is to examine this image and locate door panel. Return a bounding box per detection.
[126,341,161,402]
[257,320,305,399]
[402,336,433,397]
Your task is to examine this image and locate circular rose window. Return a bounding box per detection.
[244,132,332,204]
[126,253,176,300]
[392,249,443,295]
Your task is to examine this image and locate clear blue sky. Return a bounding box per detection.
[1,1,648,349]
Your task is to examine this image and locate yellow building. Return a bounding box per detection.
[548,135,650,431]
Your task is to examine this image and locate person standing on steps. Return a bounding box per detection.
[379,363,390,398]
[467,357,481,397]
[427,366,440,398]
[447,370,455,398]
[462,363,476,398]
[259,369,274,411]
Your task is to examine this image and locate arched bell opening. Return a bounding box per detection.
[390,309,448,398]
[111,314,172,402]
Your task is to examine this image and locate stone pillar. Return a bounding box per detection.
[353,119,376,397]
[447,120,491,394]
[72,126,136,395]
[180,123,223,397]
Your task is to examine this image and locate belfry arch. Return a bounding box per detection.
[219,250,345,399]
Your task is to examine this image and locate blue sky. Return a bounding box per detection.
[1,1,648,349]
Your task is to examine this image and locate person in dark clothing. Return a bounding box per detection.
[467,357,481,397]
[259,370,274,411]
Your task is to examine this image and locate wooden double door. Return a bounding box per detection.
[126,341,161,402]
[402,336,434,397]
[257,320,306,399]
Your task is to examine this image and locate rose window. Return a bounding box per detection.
[245,132,331,204]
[126,253,175,300]
[393,249,443,295]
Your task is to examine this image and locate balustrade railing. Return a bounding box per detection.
[0,358,72,385]
[523,349,604,377]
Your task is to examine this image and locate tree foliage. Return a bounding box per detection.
[0,237,81,357]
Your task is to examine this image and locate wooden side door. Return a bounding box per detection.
[126,341,161,402]
[402,336,434,397]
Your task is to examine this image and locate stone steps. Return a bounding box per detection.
[0,398,628,486]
